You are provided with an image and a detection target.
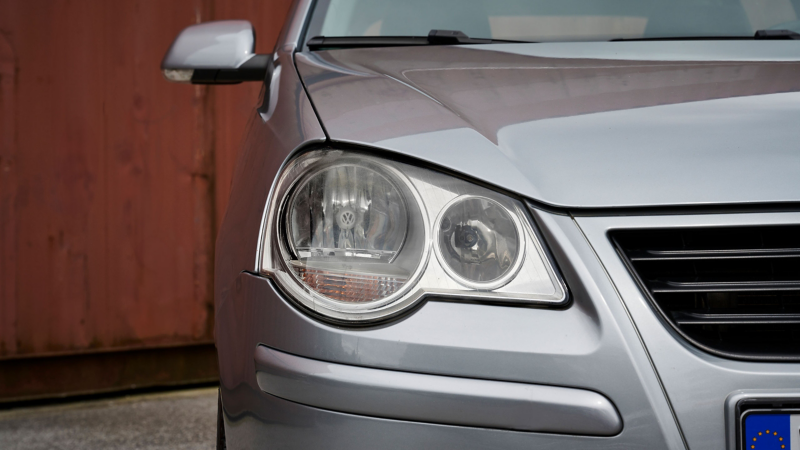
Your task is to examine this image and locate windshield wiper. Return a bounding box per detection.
[307,29,531,51]
[754,29,800,40]
[611,29,800,42]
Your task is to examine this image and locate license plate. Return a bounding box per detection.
[742,412,800,449]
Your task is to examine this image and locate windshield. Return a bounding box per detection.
[304,0,800,46]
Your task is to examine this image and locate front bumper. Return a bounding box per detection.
[217,208,685,449]
[217,207,800,449]
[222,391,625,450]
[254,344,621,435]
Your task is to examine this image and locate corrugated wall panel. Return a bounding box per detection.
[1,25,17,358]
[0,0,294,401]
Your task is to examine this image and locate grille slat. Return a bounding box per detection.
[629,248,800,261]
[672,312,800,325]
[614,225,800,361]
[650,280,800,293]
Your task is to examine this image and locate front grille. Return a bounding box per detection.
[612,226,800,361]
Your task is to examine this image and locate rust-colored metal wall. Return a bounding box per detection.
[0,0,294,402]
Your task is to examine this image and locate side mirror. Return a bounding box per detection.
[161,20,270,84]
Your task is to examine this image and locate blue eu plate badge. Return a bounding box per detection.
[744,413,800,450]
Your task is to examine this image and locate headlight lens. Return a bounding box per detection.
[436,196,522,289]
[286,164,418,302]
[260,150,566,323]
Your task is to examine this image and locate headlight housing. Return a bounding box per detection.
[259,149,567,323]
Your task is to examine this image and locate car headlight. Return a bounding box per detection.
[259,150,567,323]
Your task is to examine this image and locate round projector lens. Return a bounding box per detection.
[286,164,409,303]
[436,196,522,287]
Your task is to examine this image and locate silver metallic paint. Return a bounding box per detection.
[213,38,326,446]
[278,0,315,51]
[218,209,686,447]
[577,212,800,450]
[296,43,800,208]
[209,1,800,447]
[254,344,622,435]
[161,20,257,70]
[223,393,649,450]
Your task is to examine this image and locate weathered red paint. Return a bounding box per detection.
[0,0,293,400]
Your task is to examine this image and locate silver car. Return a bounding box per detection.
[162,1,800,449]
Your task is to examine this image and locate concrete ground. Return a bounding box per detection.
[0,387,217,450]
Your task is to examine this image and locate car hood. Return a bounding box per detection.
[295,42,800,209]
